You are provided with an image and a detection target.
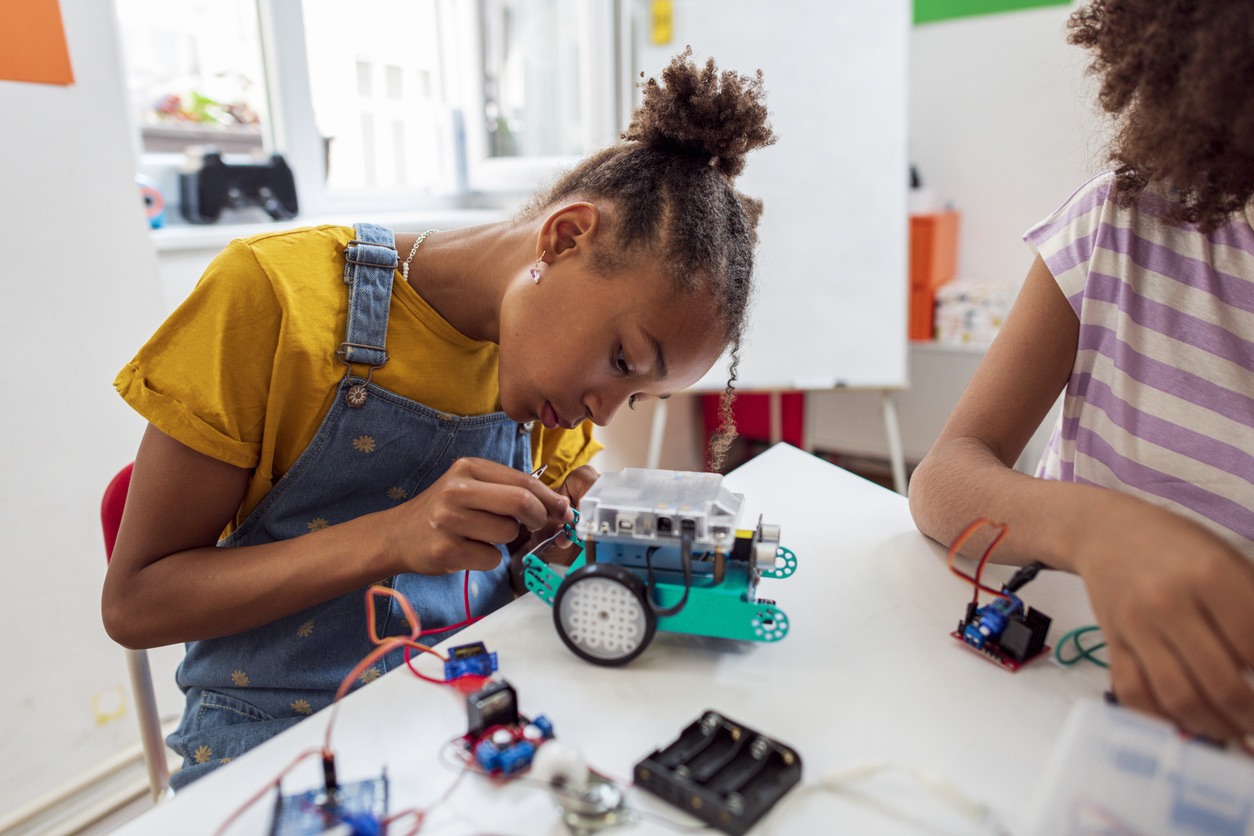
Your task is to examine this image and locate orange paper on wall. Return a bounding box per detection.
[0,0,74,86]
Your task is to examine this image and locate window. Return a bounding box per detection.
[481,0,591,158]
[446,0,621,191]
[300,0,449,194]
[114,0,622,222]
[115,0,269,156]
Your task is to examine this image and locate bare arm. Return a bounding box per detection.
[103,424,570,649]
[911,254,1096,570]
[909,256,1254,741]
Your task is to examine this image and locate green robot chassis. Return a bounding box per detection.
[523,469,798,665]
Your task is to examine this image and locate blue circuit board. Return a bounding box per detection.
[271,774,388,835]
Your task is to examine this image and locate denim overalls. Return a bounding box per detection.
[166,224,529,789]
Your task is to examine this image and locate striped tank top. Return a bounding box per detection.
[1026,172,1254,559]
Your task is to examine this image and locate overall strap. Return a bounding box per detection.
[339,223,398,369]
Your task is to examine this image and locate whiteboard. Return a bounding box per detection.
[630,0,909,390]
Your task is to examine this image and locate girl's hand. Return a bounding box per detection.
[389,457,571,575]
[558,464,601,508]
[524,465,602,567]
[1073,507,1254,741]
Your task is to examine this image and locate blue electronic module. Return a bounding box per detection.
[271,773,387,836]
[443,641,498,680]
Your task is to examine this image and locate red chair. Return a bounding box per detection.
[102,463,171,801]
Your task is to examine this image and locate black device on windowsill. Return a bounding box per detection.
[179,148,299,224]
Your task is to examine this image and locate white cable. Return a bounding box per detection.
[763,761,1009,836]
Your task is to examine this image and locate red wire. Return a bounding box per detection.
[324,587,448,755]
[382,765,470,834]
[416,571,483,636]
[403,644,489,693]
[213,747,323,835]
[404,644,453,684]
[218,580,482,834]
[946,517,1012,604]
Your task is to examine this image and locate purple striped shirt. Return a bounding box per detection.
[1025,172,1254,558]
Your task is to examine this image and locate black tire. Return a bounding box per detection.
[553,563,656,666]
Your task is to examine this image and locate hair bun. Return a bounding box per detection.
[624,46,776,179]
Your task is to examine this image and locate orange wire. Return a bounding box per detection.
[220,583,468,833]
[323,586,448,755]
[366,584,424,646]
[946,517,1012,603]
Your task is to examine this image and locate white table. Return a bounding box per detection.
[118,444,1106,835]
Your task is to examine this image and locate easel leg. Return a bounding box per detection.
[769,391,783,446]
[647,398,668,470]
[880,390,907,495]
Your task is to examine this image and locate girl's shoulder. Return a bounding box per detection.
[233,224,354,259]
[1031,172,1118,233]
[216,225,355,292]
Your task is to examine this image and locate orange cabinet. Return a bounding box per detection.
[908,211,959,341]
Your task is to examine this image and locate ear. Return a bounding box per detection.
[538,202,601,261]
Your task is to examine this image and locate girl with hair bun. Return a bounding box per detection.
[104,48,774,788]
[911,0,1254,745]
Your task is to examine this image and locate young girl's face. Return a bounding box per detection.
[497,256,727,430]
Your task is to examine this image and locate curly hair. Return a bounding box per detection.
[522,47,776,471]
[1068,0,1254,231]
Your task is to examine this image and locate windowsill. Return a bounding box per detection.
[909,340,992,355]
[150,203,514,253]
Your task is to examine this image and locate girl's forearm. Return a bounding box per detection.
[909,435,1176,574]
[103,509,401,649]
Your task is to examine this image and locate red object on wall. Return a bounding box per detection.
[700,392,805,471]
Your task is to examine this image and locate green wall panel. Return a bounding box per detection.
[915,0,1071,25]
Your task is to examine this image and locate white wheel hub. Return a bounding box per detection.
[558,576,647,661]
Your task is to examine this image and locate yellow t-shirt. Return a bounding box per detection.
[115,225,601,531]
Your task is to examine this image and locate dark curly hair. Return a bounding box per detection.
[1068,0,1254,231]
[521,47,775,471]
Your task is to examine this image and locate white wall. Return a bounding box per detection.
[0,0,167,818]
[807,3,1108,472]
[910,4,1110,286]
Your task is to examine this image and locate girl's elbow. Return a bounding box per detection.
[906,454,942,537]
[101,584,152,650]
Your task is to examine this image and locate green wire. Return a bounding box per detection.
[1054,624,1109,669]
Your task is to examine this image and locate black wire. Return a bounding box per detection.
[1003,561,1048,594]
[645,532,694,617]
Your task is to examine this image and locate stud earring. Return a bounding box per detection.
[530,250,547,284]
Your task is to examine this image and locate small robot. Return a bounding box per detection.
[524,469,797,665]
